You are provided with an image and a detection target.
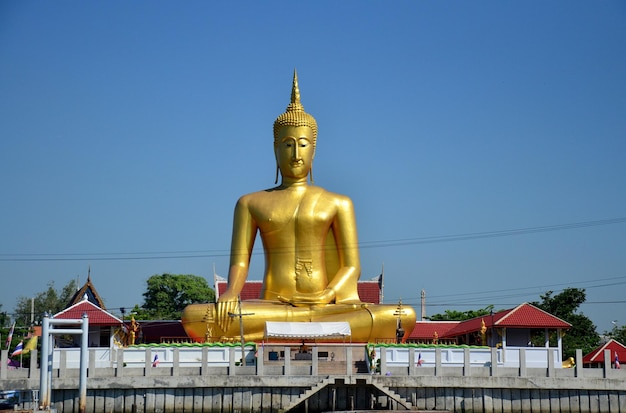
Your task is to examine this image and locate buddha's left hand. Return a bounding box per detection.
[278,288,336,306]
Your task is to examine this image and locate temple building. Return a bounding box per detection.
[66,269,107,308]
[53,271,123,347]
[583,338,626,368]
[408,303,572,363]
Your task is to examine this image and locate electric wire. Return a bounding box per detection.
[387,276,626,309]
[1,216,624,262]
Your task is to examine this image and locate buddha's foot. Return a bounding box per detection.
[182,303,224,343]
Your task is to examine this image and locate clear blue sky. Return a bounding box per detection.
[1,1,625,334]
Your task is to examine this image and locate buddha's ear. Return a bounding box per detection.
[273,145,280,184]
[310,148,315,184]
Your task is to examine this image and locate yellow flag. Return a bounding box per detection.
[23,336,38,354]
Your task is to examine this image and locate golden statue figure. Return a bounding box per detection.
[129,315,139,345]
[182,71,416,343]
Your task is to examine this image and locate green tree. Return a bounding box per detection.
[428,305,495,321]
[0,303,10,349]
[13,279,78,325]
[6,279,77,358]
[0,303,8,327]
[141,274,214,320]
[606,323,626,346]
[531,288,599,359]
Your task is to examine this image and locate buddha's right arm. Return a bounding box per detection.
[327,196,361,303]
[217,198,258,330]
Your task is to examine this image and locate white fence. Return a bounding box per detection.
[375,346,562,369]
[51,346,256,369]
[45,344,564,370]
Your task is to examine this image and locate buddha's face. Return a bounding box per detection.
[275,125,315,181]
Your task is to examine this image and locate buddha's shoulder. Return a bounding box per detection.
[315,187,355,209]
[235,189,272,205]
[235,186,353,207]
[294,185,354,205]
[235,187,288,205]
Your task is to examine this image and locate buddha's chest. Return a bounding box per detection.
[251,191,334,234]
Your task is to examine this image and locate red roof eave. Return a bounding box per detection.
[436,303,571,339]
[54,300,122,326]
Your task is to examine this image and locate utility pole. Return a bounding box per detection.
[228,295,254,366]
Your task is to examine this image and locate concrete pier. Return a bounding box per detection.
[2,345,625,412]
[9,375,626,413]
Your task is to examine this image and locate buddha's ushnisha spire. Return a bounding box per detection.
[273,69,318,148]
[288,69,304,112]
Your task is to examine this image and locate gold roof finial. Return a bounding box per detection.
[274,69,318,148]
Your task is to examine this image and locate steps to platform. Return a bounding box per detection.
[281,376,416,412]
[318,361,347,375]
[368,378,412,410]
[280,377,335,412]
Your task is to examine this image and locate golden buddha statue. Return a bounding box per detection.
[182,71,416,343]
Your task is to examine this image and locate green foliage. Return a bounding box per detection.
[13,279,78,325]
[531,288,600,359]
[428,305,495,321]
[127,304,151,321]
[532,288,586,318]
[0,303,8,327]
[6,280,76,357]
[0,303,12,349]
[140,273,214,320]
[606,323,626,346]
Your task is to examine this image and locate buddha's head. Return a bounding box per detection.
[273,70,318,183]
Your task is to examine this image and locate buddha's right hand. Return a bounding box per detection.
[216,298,238,332]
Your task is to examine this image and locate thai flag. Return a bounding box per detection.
[615,352,620,369]
[5,322,15,349]
[11,341,23,357]
[152,354,160,367]
[417,352,423,366]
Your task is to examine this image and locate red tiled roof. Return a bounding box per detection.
[53,300,122,326]
[409,321,460,340]
[217,280,263,301]
[216,279,381,304]
[496,303,571,329]
[583,339,626,364]
[356,281,381,304]
[428,303,571,338]
[443,311,509,337]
